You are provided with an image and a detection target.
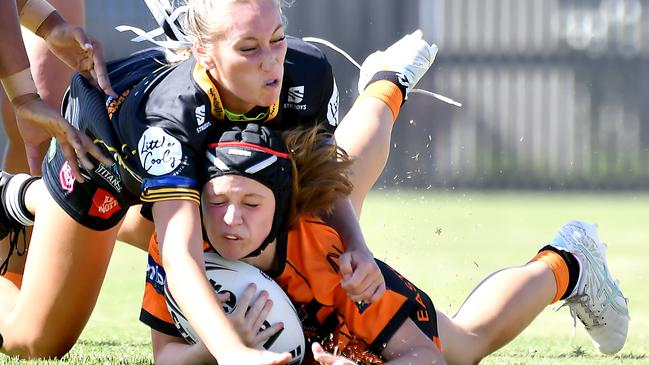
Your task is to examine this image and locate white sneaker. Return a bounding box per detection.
[357,29,438,97]
[551,220,629,354]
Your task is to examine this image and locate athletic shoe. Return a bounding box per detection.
[551,220,629,354]
[357,29,438,96]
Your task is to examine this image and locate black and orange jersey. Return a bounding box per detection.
[94,37,338,206]
[140,216,439,364]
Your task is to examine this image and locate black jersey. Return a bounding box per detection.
[104,37,338,206]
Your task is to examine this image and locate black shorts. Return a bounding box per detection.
[41,74,137,231]
[376,260,440,350]
[41,49,167,230]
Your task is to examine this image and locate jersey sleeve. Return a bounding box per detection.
[282,37,339,133]
[137,121,201,204]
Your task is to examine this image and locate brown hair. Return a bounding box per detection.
[283,126,354,228]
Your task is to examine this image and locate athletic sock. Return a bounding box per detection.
[2,174,38,227]
[360,72,407,120]
[531,245,580,303]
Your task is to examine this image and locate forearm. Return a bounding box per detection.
[154,201,247,362]
[323,197,371,255]
[0,2,30,76]
[165,248,243,358]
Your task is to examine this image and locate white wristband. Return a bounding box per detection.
[19,0,56,34]
[1,68,38,103]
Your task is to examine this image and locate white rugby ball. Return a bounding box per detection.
[165,252,305,364]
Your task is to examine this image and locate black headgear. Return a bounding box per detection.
[204,123,292,258]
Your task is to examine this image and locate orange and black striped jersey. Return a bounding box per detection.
[141,216,439,364]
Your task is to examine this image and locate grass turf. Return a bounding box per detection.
[1,191,647,364]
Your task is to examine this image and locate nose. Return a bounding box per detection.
[260,47,279,72]
[223,204,243,226]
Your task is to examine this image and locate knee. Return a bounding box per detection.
[2,332,76,359]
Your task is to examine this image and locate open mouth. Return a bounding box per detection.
[265,79,279,87]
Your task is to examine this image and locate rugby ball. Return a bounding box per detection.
[165,252,305,364]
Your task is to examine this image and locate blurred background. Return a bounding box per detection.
[3,0,649,191]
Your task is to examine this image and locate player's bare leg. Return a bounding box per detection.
[116,205,154,251]
[436,261,556,364]
[335,98,394,216]
[436,221,628,364]
[0,0,85,274]
[0,179,119,358]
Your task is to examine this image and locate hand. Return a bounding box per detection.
[14,96,112,180]
[43,20,116,97]
[312,342,356,365]
[339,249,385,303]
[358,29,438,97]
[226,283,284,348]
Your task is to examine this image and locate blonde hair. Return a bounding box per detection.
[165,0,292,62]
[283,127,354,228]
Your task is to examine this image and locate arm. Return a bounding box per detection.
[152,330,216,365]
[152,200,291,365]
[0,0,111,178]
[16,0,114,95]
[323,198,385,303]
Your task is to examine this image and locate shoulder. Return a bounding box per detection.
[280,37,338,128]
[283,36,333,89]
[287,216,344,271]
[286,36,329,66]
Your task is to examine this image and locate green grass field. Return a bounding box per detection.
[1,191,647,364]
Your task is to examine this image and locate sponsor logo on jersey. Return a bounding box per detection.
[195,105,211,133]
[59,161,75,193]
[287,86,304,103]
[326,80,339,126]
[138,127,184,176]
[284,85,307,111]
[94,163,122,193]
[88,188,121,219]
[146,255,166,294]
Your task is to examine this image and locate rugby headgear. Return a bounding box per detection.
[204,123,292,258]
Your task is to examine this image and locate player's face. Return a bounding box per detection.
[203,0,287,114]
[201,175,275,260]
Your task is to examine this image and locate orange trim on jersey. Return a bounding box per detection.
[359,80,403,121]
[530,250,570,303]
[3,271,23,288]
[192,63,279,122]
[207,142,289,159]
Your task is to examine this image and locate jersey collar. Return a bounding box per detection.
[192,63,279,122]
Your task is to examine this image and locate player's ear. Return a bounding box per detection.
[194,43,216,69]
